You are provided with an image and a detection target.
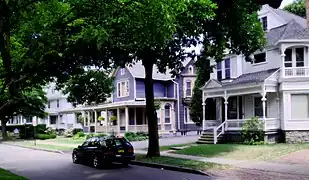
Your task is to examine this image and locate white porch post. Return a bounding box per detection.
[57,114,60,129]
[281,44,286,77]
[105,109,108,134]
[224,91,228,131]
[82,111,86,127]
[125,106,129,132]
[202,102,206,131]
[87,111,90,132]
[94,111,98,133]
[161,105,165,131]
[261,85,267,131]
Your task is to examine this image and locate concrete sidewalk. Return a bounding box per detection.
[135,150,309,176]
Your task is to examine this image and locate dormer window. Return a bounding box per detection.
[120,68,125,75]
[217,62,222,81]
[253,52,266,64]
[188,65,194,74]
[261,16,267,31]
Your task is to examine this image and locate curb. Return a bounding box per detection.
[2,142,64,154]
[130,160,209,176]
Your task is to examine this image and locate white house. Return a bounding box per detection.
[201,5,309,144]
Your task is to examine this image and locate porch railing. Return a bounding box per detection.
[284,67,309,77]
[203,118,280,131]
[128,125,148,132]
[213,121,226,144]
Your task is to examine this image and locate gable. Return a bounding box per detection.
[200,79,222,90]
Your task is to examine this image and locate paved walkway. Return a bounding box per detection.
[135,150,309,176]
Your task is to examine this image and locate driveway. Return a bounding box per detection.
[0,144,210,180]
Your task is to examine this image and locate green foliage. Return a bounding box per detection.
[241,117,265,145]
[154,100,161,110]
[190,58,212,124]
[77,115,84,124]
[284,0,305,18]
[36,133,57,140]
[86,133,106,139]
[98,116,104,121]
[64,128,83,137]
[110,115,117,121]
[72,132,86,140]
[124,132,148,142]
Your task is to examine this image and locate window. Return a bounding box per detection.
[284,49,292,67]
[50,116,57,124]
[120,68,125,75]
[164,104,171,124]
[225,58,231,79]
[184,106,194,124]
[186,80,192,97]
[296,48,304,67]
[261,16,267,31]
[217,61,222,81]
[48,101,50,108]
[291,94,309,119]
[253,53,266,64]
[254,97,267,117]
[57,99,59,108]
[188,65,194,74]
[117,80,129,97]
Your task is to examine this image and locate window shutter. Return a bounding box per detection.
[126,81,129,96]
[117,82,121,97]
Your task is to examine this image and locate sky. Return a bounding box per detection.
[280,0,295,8]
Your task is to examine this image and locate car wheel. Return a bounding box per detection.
[93,156,100,168]
[72,153,79,164]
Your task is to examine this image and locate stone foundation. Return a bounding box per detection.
[285,131,309,143]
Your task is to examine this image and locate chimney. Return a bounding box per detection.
[307,0,309,29]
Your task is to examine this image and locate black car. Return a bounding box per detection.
[72,136,135,168]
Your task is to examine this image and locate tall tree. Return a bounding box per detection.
[284,0,306,18]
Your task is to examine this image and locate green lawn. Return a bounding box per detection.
[174,143,309,161]
[0,168,26,180]
[135,155,230,171]
[159,143,194,151]
[8,141,74,151]
[35,137,85,145]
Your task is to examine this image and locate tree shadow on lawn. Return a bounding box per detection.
[175,144,241,158]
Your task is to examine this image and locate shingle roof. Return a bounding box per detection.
[266,6,309,46]
[222,68,279,87]
[126,58,193,80]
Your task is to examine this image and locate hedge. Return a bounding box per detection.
[36,133,57,140]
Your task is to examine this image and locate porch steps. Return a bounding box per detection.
[197,131,223,144]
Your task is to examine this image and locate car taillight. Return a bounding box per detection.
[128,148,134,153]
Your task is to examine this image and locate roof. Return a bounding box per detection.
[125,58,193,81]
[222,68,279,87]
[266,6,309,46]
[202,68,279,89]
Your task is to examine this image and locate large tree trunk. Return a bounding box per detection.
[143,60,160,157]
[1,120,8,140]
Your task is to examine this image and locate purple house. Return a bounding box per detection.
[93,60,200,134]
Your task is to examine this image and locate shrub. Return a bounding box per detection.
[241,117,264,145]
[124,132,148,142]
[85,133,106,139]
[72,132,86,139]
[72,128,83,135]
[36,133,57,140]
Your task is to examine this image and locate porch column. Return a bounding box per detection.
[224,90,229,131]
[125,106,129,132]
[57,114,61,129]
[83,111,86,127]
[161,105,165,131]
[202,101,206,131]
[281,53,286,77]
[87,111,90,132]
[261,85,267,131]
[105,109,108,133]
[94,111,98,133]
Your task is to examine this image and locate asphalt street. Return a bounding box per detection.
[0,144,212,180]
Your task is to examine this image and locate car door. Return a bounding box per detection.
[77,139,91,158]
[85,138,97,162]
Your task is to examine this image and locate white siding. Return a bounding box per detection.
[242,49,281,74]
[258,5,286,30]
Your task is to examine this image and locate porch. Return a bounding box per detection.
[61,100,176,134]
[200,70,281,144]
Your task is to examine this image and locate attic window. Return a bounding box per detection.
[261,16,267,31]
[120,68,125,75]
[253,52,266,64]
[188,65,194,74]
